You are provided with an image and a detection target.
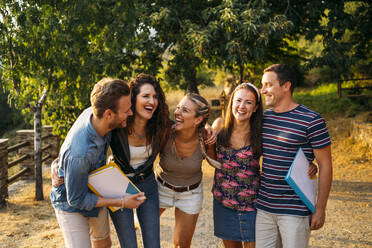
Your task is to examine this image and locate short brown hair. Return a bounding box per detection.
[264,64,297,94]
[90,77,130,118]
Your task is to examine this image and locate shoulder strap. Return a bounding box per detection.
[110,128,135,174]
[198,129,221,169]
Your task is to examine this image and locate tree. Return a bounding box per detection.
[1,1,60,200]
[0,1,127,199]
[0,84,25,136]
[187,0,293,83]
[313,1,371,78]
[1,0,166,200]
[148,1,217,93]
[269,0,371,79]
[42,1,162,138]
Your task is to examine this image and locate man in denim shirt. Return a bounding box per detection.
[51,78,145,248]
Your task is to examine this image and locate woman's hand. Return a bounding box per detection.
[203,124,217,145]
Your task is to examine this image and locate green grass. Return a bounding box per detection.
[164,82,371,122]
[0,123,28,146]
[293,83,372,119]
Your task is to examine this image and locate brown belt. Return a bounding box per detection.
[157,176,201,193]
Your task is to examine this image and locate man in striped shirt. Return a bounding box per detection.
[256,64,333,248]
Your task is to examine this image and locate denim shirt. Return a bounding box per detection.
[50,107,111,217]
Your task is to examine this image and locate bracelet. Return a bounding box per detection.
[121,196,125,209]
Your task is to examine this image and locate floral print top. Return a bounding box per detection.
[212,144,260,211]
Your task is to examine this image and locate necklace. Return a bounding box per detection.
[134,132,145,140]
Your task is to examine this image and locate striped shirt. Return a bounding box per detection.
[257,105,331,216]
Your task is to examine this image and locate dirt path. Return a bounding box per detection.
[158,162,371,248]
[0,119,371,248]
[159,118,372,248]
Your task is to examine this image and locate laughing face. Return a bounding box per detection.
[135,83,159,120]
[108,95,133,129]
[261,71,286,108]
[174,97,202,131]
[232,89,258,123]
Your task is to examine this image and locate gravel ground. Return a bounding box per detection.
[135,118,372,248]
[151,159,372,248]
[2,119,371,248]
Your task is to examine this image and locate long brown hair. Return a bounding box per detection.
[217,83,263,158]
[126,74,171,151]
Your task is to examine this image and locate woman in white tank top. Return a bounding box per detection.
[109,74,171,248]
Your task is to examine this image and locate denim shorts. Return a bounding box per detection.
[213,198,256,242]
[157,180,203,215]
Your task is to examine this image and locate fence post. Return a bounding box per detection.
[0,139,9,207]
[43,125,59,164]
[17,130,35,178]
[338,80,342,98]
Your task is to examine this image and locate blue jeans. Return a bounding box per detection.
[109,173,160,248]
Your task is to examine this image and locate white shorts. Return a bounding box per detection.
[54,207,110,248]
[157,181,203,215]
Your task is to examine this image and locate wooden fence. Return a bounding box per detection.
[337,78,372,98]
[0,125,59,206]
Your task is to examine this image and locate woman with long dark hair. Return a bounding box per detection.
[109,74,171,248]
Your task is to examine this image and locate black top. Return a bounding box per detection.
[110,128,158,182]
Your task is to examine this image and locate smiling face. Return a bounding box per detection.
[135,83,159,121]
[174,96,202,131]
[232,89,258,123]
[261,71,287,108]
[108,95,133,129]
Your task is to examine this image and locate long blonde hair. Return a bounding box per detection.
[171,93,210,157]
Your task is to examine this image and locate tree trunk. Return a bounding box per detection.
[34,105,43,201]
[185,67,199,94]
[239,64,244,84]
[33,87,49,201]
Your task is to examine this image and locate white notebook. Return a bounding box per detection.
[88,162,142,212]
[285,147,318,213]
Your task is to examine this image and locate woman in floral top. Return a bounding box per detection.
[211,83,263,248]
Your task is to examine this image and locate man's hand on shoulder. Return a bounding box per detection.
[51,158,64,187]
